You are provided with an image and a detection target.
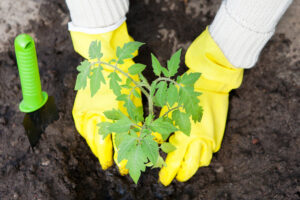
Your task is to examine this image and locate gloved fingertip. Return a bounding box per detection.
[117,159,129,175]
[176,140,202,182]
[101,160,114,170]
[158,168,174,186]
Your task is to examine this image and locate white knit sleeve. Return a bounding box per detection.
[65,0,129,34]
[209,0,293,69]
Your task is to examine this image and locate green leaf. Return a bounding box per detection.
[150,118,177,140]
[140,128,151,138]
[136,106,144,122]
[89,40,103,60]
[116,41,144,64]
[118,135,137,162]
[132,89,141,98]
[90,66,106,97]
[108,72,122,96]
[161,67,169,77]
[108,117,132,134]
[97,122,112,139]
[179,86,203,123]
[103,109,122,120]
[114,132,128,147]
[126,145,147,184]
[121,78,133,89]
[161,142,176,153]
[150,81,157,97]
[145,162,153,167]
[128,63,146,75]
[167,83,178,107]
[141,135,159,165]
[118,95,143,122]
[172,110,191,136]
[145,114,154,126]
[75,60,90,90]
[126,99,139,122]
[155,81,167,107]
[151,53,163,76]
[181,72,201,86]
[167,49,181,77]
[152,156,167,168]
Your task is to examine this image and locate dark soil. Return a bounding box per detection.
[0,0,299,199]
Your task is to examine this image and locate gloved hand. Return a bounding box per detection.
[159,28,244,186]
[71,22,142,174]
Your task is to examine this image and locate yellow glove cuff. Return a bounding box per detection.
[186,27,244,93]
[69,22,134,70]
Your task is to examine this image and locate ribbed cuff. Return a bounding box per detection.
[66,0,129,29]
[209,0,292,69]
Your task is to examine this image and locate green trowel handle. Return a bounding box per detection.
[14,34,48,113]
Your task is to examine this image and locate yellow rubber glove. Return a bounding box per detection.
[159,28,244,186]
[70,22,142,174]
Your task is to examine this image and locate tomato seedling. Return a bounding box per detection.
[75,41,203,184]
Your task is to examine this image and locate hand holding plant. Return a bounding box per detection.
[75,40,203,184]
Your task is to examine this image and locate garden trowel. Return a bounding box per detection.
[14,34,59,148]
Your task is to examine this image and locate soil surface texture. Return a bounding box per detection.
[0,0,299,199]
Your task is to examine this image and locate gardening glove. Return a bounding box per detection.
[71,22,142,174]
[159,28,244,186]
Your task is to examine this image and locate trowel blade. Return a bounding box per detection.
[23,96,59,148]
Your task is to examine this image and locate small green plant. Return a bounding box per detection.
[75,41,203,184]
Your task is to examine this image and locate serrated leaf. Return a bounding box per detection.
[150,118,177,140]
[172,110,191,136]
[103,109,122,120]
[75,60,90,90]
[118,135,137,162]
[126,99,139,122]
[108,117,132,134]
[152,156,167,168]
[155,81,167,107]
[161,142,176,153]
[140,128,151,138]
[145,162,153,167]
[179,86,202,123]
[145,114,154,126]
[167,49,181,77]
[114,132,127,147]
[151,53,163,76]
[97,122,112,139]
[117,41,144,64]
[132,89,141,98]
[126,145,147,184]
[108,72,122,96]
[118,94,142,122]
[136,106,144,122]
[167,83,178,107]
[128,63,146,75]
[116,94,128,101]
[181,72,201,86]
[150,81,157,97]
[90,66,105,97]
[141,135,159,165]
[161,67,169,77]
[89,40,103,59]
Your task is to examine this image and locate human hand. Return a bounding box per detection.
[159,28,244,186]
[71,22,142,174]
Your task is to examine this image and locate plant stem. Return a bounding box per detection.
[99,61,150,98]
[162,105,183,118]
[98,61,155,116]
[156,77,181,88]
[133,123,143,129]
